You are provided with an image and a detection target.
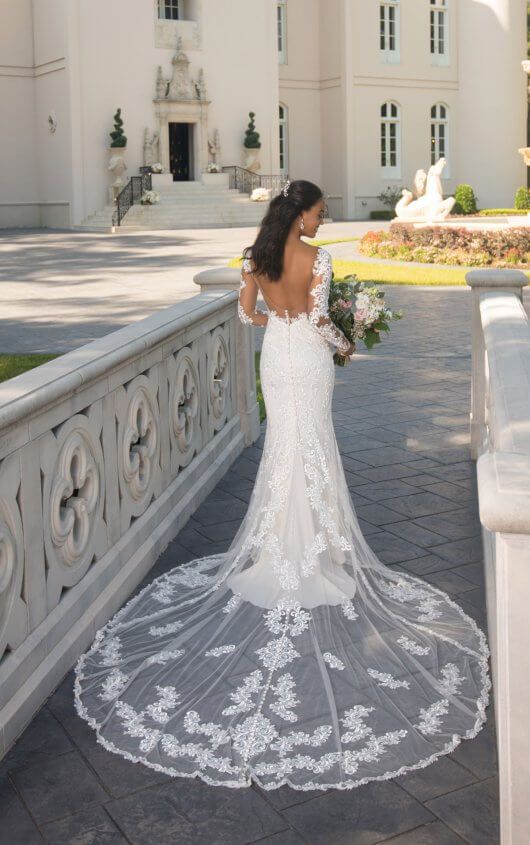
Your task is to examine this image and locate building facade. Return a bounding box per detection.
[0,0,527,228]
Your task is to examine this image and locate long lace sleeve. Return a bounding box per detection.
[238,258,269,327]
[308,248,351,353]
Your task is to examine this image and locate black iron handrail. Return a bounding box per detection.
[112,168,153,226]
[222,166,284,197]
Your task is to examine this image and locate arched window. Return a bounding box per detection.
[158,0,180,20]
[277,2,287,64]
[279,104,289,176]
[430,0,449,64]
[430,103,450,175]
[380,101,401,177]
[379,1,400,63]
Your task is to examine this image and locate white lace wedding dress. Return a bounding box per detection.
[74,247,491,791]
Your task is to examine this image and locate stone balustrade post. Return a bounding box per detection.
[194,267,261,446]
[465,269,528,459]
[466,267,530,845]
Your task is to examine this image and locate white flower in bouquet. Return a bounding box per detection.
[328,274,403,362]
[250,187,272,202]
[151,163,163,173]
[141,190,160,205]
[207,163,222,173]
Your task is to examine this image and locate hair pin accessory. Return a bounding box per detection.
[282,179,291,198]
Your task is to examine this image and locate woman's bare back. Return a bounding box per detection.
[251,243,318,317]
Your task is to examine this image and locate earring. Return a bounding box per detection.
[300,217,305,231]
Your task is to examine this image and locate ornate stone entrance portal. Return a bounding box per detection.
[153,37,210,181]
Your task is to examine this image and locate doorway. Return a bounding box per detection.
[169,122,194,181]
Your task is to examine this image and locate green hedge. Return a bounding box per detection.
[360,224,530,268]
[478,208,529,216]
[515,186,530,210]
[453,184,478,215]
[370,210,394,220]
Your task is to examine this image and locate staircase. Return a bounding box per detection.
[77,179,270,232]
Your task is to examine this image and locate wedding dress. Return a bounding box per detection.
[74,247,491,791]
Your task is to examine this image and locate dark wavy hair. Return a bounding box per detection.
[243,179,324,281]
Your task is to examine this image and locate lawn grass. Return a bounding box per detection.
[305,237,360,246]
[230,249,530,286]
[229,254,470,285]
[331,259,470,286]
[0,353,59,384]
[255,351,265,421]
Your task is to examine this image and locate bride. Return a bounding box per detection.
[74,179,491,791]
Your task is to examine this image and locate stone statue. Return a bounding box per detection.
[156,66,168,99]
[196,68,207,100]
[107,152,128,202]
[143,128,160,167]
[208,129,221,165]
[168,36,195,100]
[395,158,455,222]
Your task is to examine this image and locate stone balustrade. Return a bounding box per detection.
[0,289,260,760]
[466,268,530,845]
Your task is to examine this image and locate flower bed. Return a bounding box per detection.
[359,223,530,268]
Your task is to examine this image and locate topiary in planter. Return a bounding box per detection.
[453,184,478,215]
[110,108,127,148]
[514,186,530,210]
[244,112,261,149]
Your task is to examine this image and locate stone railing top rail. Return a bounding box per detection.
[194,267,241,291]
[466,268,529,290]
[479,290,530,456]
[0,289,236,435]
[466,269,530,534]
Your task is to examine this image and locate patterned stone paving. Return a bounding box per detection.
[0,285,499,844]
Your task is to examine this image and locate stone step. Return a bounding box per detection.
[77,184,269,230]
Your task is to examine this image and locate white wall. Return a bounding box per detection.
[457,0,527,209]
[67,0,278,224]
[0,0,71,228]
[0,0,38,226]
[33,0,70,226]
[1,0,527,227]
[286,0,527,219]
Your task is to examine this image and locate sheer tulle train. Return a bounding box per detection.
[74,302,491,791]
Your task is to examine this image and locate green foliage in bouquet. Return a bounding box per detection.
[110,108,127,148]
[328,273,403,366]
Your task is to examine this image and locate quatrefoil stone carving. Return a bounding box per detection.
[209,334,230,420]
[122,386,158,501]
[0,517,15,595]
[50,431,100,566]
[172,355,199,452]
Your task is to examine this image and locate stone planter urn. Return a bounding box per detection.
[244,147,261,174]
[107,146,128,204]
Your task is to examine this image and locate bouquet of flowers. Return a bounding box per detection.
[140,190,160,205]
[328,273,403,366]
[150,163,163,173]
